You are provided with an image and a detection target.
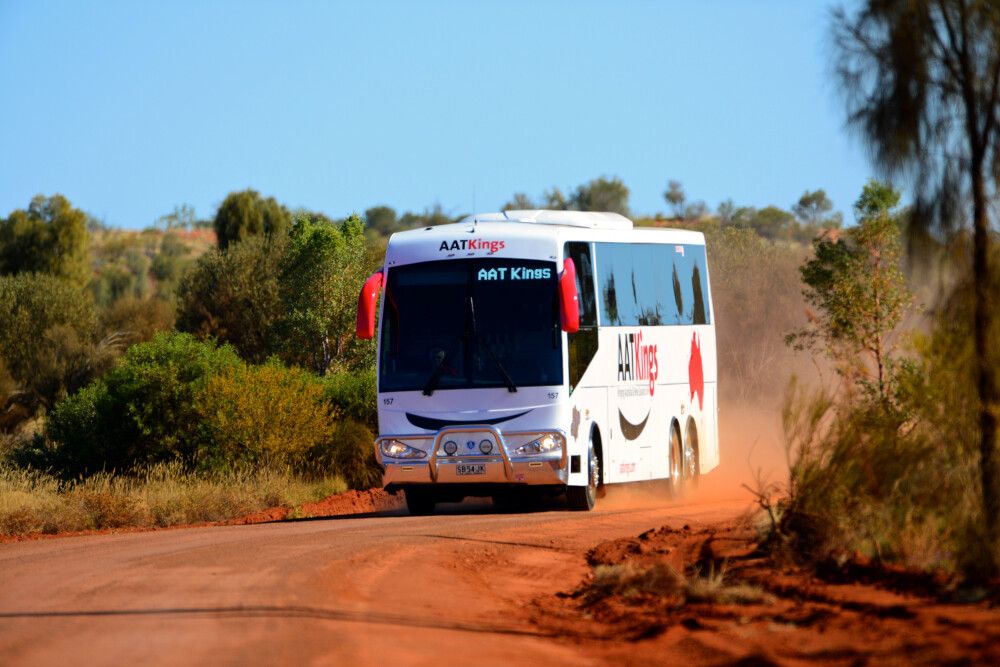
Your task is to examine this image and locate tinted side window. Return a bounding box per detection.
[565,242,600,393]
[565,242,597,327]
[669,244,711,325]
[595,243,711,326]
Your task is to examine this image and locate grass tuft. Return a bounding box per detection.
[0,463,346,536]
[588,561,774,606]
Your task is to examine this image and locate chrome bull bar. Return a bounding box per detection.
[377,426,568,486]
[430,425,513,482]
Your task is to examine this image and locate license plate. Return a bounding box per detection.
[456,464,486,476]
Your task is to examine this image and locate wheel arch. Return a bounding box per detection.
[670,416,683,441]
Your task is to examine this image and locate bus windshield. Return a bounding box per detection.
[379,258,563,393]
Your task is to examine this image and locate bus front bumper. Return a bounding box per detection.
[376,426,568,487]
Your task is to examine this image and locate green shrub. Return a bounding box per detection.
[774,234,999,580]
[194,362,334,471]
[329,419,380,490]
[778,369,982,574]
[322,366,378,431]
[46,332,241,476]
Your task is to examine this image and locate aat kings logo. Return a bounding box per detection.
[617,332,658,396]
[616,332,658,441]
[439,239,506,252]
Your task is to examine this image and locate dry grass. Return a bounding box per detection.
[589,561,774,606]
[0,463,346,536]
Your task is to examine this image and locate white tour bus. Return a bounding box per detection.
[355,210,718,515]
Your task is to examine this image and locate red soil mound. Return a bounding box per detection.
[299,488,403,517]
[530,516,1000,665]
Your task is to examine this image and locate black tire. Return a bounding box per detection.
[404,488,436,516]
[668,424,684,498]
[684,421,701,489]
[567,440,599,511]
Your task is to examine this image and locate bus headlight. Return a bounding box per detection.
[379,440,427,459]
[514,433,564,456]
[443,440,458,456]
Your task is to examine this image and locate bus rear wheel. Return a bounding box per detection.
[404,488,437,516]
[567,441,599,511]
[684,421,700,489]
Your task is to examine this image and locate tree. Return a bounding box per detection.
[176,236,285,362]
[793,189,843,229]
[543,188,570,210]
[717,199,738,225]
[787,181,911,405]
[364,205,399,236]
[684,201,708,220]
[573,176,630,215]
[213,189,290,250]
[155,204,196,231]
[833,0,1000,569]
[0,194,90,285]
[502,193,535,210]
[0,274,116,418]
[150,231,193,298]
[277,214,371,374]
[749,206,797,240]
[664,180,686,218]
[89,244,151,307]
[397,204,456,229]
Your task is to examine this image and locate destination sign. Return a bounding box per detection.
[477,266,552,281]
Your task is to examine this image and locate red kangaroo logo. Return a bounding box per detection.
[688,332,704,411]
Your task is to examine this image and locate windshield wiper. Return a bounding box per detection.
[468,296,517,393]
[422,361,445,396]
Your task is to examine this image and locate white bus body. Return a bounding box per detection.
[356,210,718,514]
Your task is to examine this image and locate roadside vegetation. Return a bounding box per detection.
[0,177,823,536]
[0,463,345,536]
[749,0,1000,588]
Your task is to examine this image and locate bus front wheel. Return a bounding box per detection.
[567,441,599,511]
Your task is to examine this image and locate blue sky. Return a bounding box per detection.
[0,0,870,228]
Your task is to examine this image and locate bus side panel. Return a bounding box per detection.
[575,323,718,484]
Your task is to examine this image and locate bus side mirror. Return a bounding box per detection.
[559,258,580,334]
[355,270,383,339]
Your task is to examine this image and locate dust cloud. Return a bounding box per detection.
[596,401,787,512]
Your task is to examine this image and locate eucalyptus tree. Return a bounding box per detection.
[833,0,1000,570]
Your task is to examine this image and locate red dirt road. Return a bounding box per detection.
[0,492,752,666]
